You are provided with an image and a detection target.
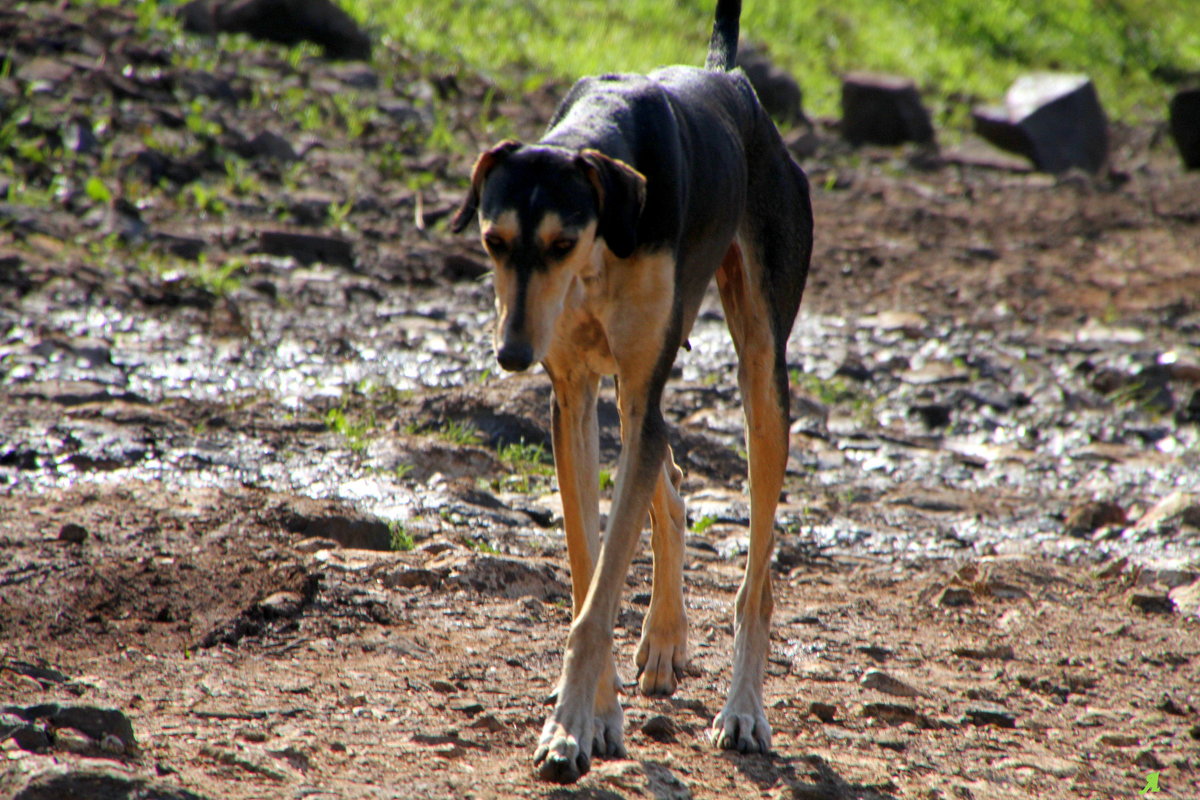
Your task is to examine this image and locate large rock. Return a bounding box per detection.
[1,764,208,800]
[1169,87,1200,169]
[179,0,371,60]
[736,42,806,125]
[840,72,934,146]
[972,73,1108,173]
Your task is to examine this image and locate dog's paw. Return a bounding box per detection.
[592,699,626,759]
[710,701,771,754]
[534,713,593,784]
[635,614,688,697]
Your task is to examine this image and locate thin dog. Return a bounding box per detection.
[451,0,813,783]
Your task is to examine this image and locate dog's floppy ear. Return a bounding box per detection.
[575,149,646,259]
[450,139,523,233]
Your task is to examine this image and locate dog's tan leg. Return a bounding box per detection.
[635,447,688,696]
[543,358,624,760]
[535,252,675,783]
[710,240,786,753]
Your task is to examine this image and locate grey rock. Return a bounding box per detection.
[242,130,299,162]
[736,42,805,125]
[641,714,678,742]
[58,522,88,544]
[972,73,1108,173]
[4,704,136,751]
[964,705,1017,728]
[258,230,354,268]
[841,72,934,146]
[179,0,371,61]
[1169,87,1200,169]
[280,497,392,550]
[1,764,209,800]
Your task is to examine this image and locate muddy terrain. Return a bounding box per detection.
[2,3,1199,799]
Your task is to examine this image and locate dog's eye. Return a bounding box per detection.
[548,238,576,259]
[483,234,508,255]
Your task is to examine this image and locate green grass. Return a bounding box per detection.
[497,438,554,494]
[389,521,415,552]
[345,0,1199,122]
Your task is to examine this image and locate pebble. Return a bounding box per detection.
[58,523,88,543]
[641,714,678,742]
[937,586,975,607]
[860,669,923,698]
[1128,592,1175,614]
[964,706,1017,728]
[809,701,838,723]
[951,644,1015,660]
[1096,733,1140,747]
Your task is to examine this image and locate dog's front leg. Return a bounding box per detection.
[543,358,624,760]
[535,362,670,783]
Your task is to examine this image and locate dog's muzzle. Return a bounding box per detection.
[496,342,534,372]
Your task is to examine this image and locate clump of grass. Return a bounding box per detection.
[692,514,718,535]
[465,536,499,554]
[389,521,415,551]
[439,419,483,446]
[325,403,375,453]
[497,438,554,494]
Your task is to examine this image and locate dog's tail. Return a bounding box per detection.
[704,0,741,70]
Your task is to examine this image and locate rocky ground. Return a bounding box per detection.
[2,2,1200,799]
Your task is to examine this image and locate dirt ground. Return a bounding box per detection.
[2,3,1200,799]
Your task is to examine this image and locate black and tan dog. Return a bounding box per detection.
[451,0,813,783]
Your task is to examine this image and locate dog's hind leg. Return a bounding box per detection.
[544,358,625,760]
[635,447,689,696]
[709,238,790,753]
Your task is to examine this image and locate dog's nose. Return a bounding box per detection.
[496,342,534,372]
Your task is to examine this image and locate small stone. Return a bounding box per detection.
[841,72,934,146]
[641,714,678,743]
[856,645,893,662]
[449,698,484,717]
[58,523,88,544]
[1096,732,1140,747]
[1129,592,1175,614]
[937,586,975,607]
[1169,86,1200,169]
[736,42,806,124]
[809,701,838,723]
[861,701,921,726]
[256,591,303,619]
[1132,492,1200,535]
[244,131,298,162]
[466,713,505,733]
[951,644,1015,661]
[294,536,340,553]
[964,706,1017,729]
[1064,501,1126,537]
[860,669,923,698]
[1134,749,1164,770]
[258,231,355,269]
[1168,580,1200,618]
[429,679,457,693]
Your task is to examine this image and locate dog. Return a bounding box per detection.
[451,0,813,783]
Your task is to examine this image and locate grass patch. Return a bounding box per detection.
[345,0,1199,122]
[692,513,718,535]
[498,438,554,494]
[438,419,483,446]
[389,521,415,551]
[325,403,375,453]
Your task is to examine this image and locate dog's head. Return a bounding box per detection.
[451,140,646,372]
